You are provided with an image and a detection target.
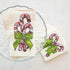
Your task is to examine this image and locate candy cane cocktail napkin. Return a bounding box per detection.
[0,8,37,57]
[41,25,68,62]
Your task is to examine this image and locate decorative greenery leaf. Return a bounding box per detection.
[45,47,52,56]
[43,38,53,49]
[13,31,33,50]
[43,44,49,49]
[43,35,59,56]
[13,39,22,50]
[14,31,24,39]
[14,31,33,39]
[51,46,59,54]
[45,46,59,55]
[25,38,33,50]
[47,38,53,45]
[25,32,33,39]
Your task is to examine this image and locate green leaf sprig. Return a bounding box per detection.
[13,31,33,50]
[43,38,58,56]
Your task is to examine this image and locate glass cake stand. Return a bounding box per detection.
[0,5,47,62]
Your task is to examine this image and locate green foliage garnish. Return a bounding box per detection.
[45,46,59,56]
[25,38,33,50]
[43,38,53,49]
[14,31,24,39]
[25,32,33,39]
[43,38,58,56]
[13,31,33,50]
[47,38,53,45]
[13,39,22,50]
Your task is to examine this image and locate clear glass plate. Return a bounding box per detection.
[0,5,47,62]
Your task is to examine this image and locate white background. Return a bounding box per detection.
[0,0,70,70]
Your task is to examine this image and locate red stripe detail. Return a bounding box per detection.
[20,42,23,45]
[29,31,32,34]
[55,36,59,41]
[29,24,31,27]
[18,22,20,24]
[20,14,31,22]
[28,18,31,22]
[58,49,61,52]
[14,27,17,30]
[53,33,57,36]
[22,27,25,31]
[24,14,27,17]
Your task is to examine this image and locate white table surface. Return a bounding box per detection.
[0,0,70,70]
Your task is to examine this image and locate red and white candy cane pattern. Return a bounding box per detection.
[14,21,24,33]
[19,23,33,51]
[20,13,31,23]
[49,33,59,44]
[18,37,29,52]
[49,33,64,52]
[14,14,31,33]
[14,13,32,52]
[22,23,33,34]
[46,33,64,57]
[54,43,64,52]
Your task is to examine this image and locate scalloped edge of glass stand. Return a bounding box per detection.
[0,5,47,62]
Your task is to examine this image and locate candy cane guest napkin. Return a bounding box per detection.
[41,25,68,62]
[0,8,37,57]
